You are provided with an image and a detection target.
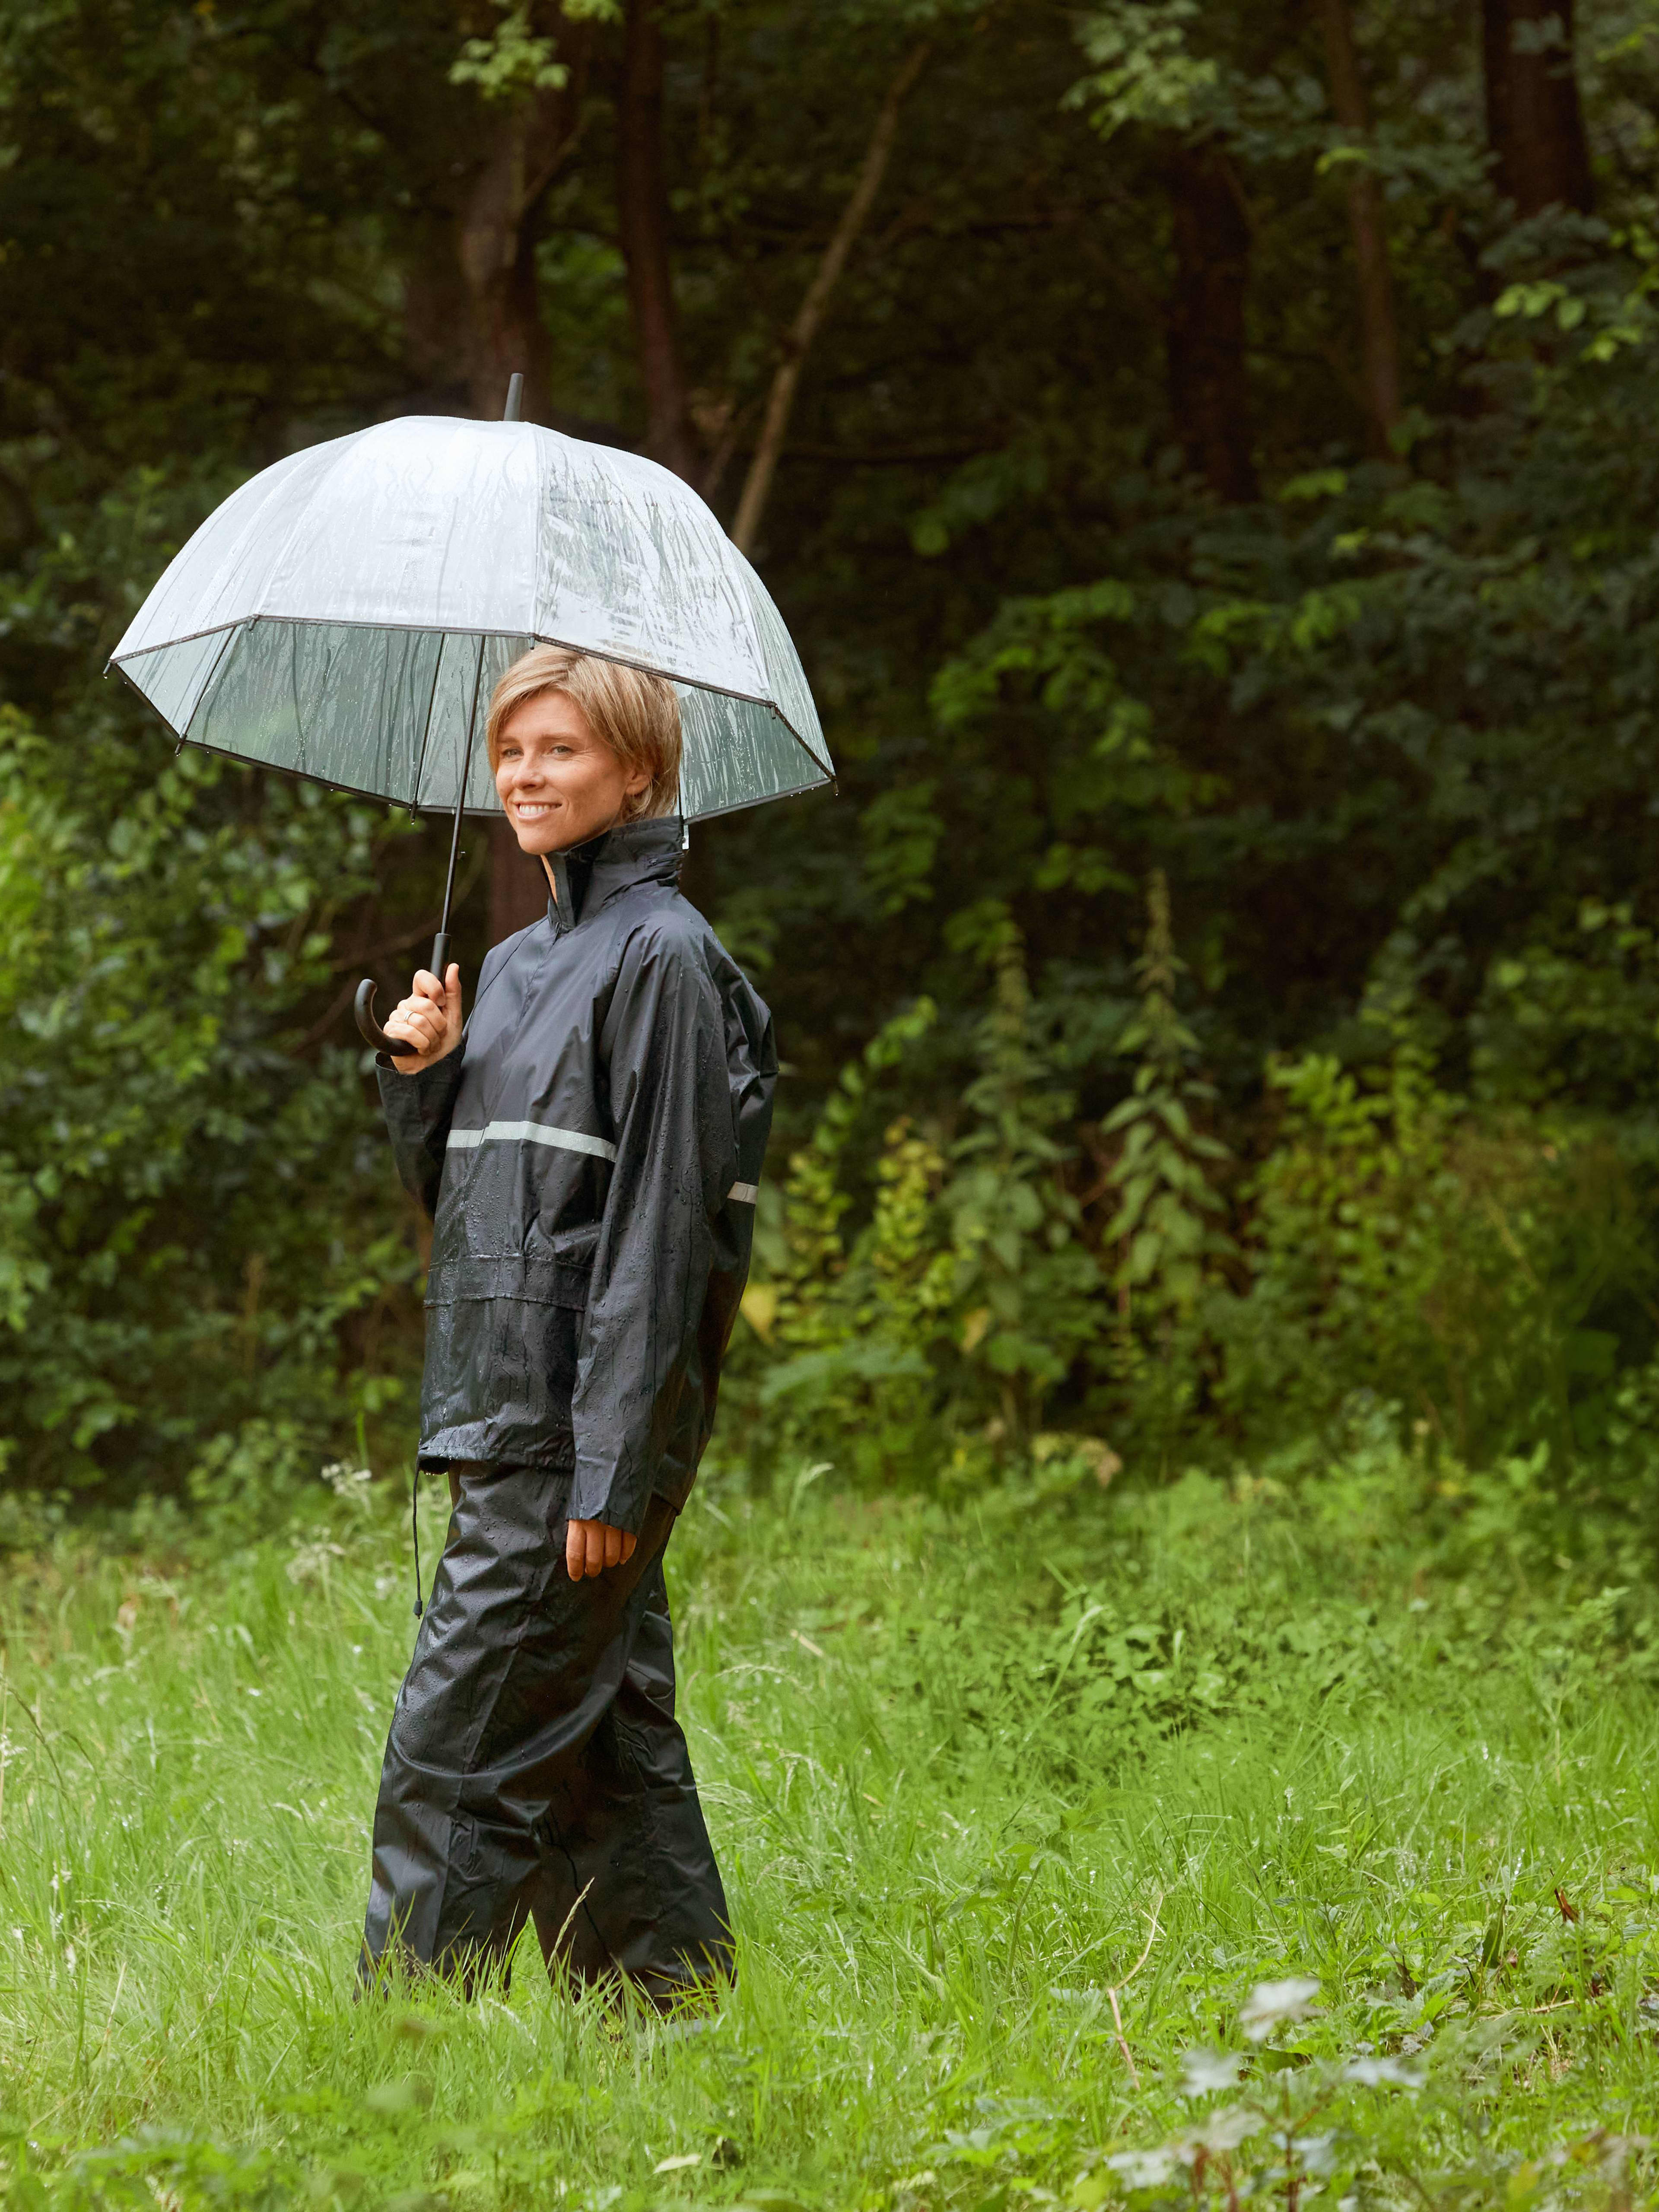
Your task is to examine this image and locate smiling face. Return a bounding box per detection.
[493,689,650,856]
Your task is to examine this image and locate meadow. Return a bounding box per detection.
[1,1440,1657,2212]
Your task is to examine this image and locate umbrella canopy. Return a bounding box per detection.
[109,413,833,823]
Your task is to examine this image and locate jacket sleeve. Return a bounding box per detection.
[568,926,738,1532]
[376,1052,466,1220]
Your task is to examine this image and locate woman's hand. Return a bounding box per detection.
[566,1518,639,1580]
[385,963,463,1073]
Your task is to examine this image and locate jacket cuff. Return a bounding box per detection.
[377,1051,464,1134]
[568,1452,648,1535]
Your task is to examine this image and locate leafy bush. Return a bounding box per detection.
[0,699,423,1515]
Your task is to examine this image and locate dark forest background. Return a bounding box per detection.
[6,0,1659,1532]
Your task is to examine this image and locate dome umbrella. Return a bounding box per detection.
[108,377,833,1054]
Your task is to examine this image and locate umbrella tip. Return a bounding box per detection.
[503,372,524,423]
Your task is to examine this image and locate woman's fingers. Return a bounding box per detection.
[564,1518,637,1579]
[384,966,462,1063]
[566,1519,606,1580]
[385,998,440,1050]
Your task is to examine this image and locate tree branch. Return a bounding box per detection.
[730,41,931,557]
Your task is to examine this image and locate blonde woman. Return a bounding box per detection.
[359,646,774,2008]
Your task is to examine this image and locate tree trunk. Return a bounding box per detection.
[1482,0,1594,217]
[1164,145,1259,503]
[617,0,699,481]
[731,42,931,558]
[457,30,594,424]
[456,108,557,422]
[1316,0,1402,452]
[454,30,599,943]
[490,823,551,944]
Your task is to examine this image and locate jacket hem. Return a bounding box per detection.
[417,1426,576,1472]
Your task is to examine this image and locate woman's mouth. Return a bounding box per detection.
[513,800,556,820]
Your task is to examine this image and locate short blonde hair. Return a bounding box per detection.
[486,646,682,821]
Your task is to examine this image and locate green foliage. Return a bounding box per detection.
[0,430,477,1513]
[1104,872,1233,1315]
[0,691,423,1508]
[941,907,1104,1437]
[12,0,1659,1506]
[1211,1035,1659,1471]
[1066,2,1221,140]
[731,908,1116,1479]
[449,7,572,102]
[449,0,617,102]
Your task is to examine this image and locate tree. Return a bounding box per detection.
[1482,0,1594,217]
[731,38,932,552]
[1163,141,1259,500]
[1315,0,1401,449]
[616,0,699,479]
[13,0,1659,1495]
[449,17,599,423]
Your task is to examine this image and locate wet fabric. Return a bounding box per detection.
[361,1462,732,1997]
[379,814,776,1534]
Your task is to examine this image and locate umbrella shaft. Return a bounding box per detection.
[432,636,486,980]
[437,789,467,948]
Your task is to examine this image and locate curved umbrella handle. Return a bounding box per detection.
[354,979,420,1057]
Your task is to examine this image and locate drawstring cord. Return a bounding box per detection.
[411,1462,424,1619]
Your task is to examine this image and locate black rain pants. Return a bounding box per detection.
[359,1461,732,2005]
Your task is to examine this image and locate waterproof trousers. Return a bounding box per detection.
[359,1461,732,2004]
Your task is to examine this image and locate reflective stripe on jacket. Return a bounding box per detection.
[378,816,776,1532]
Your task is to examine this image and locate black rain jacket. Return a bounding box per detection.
[378,816,775,1533]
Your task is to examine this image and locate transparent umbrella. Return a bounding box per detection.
[109,379,833,1051]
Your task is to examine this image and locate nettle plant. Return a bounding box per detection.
[1093,1978,1419,2211]
[1076,1973,1650,2212]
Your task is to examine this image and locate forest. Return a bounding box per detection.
[9,0,1659,1521]
[6,5,1659,2205]
[4,0,1659,1522]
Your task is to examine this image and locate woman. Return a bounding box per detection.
[359,645,775,2008]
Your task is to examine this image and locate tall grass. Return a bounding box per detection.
[1,1446,1657,2208]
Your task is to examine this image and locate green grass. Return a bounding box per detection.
[2,1446,1659,2209]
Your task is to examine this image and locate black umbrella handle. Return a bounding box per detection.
[353,979,419,1057]
[353,931,454,1057]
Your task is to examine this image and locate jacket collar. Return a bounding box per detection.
[543,816,684,933]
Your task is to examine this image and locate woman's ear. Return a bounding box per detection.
[622,767,652,818]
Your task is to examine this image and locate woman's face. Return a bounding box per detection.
[494,691,649,855]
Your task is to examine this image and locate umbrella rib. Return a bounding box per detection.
[409,632,448,813]
[179,623,242,743]
[286,619,307,780]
